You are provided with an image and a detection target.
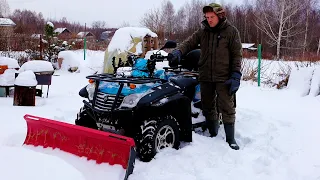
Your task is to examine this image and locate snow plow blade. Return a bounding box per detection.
[23,114,136,180]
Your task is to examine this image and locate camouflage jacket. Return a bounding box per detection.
[177,19,242,82]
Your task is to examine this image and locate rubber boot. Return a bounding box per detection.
[206,119,220,137]
[224,123,239,150]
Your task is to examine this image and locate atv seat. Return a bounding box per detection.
[169,76,198,91]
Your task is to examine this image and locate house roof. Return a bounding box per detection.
[242,43,255,49]
[77,32,94,38]
[0,18,16,27]
[54,28,70,34]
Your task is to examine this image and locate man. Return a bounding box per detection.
[168,3,242,150]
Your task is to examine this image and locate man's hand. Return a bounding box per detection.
[225,72,242,95]
[168,49,182,67]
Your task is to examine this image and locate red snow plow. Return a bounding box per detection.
[23,114,136,180]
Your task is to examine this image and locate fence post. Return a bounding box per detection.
[84,23,87,60]
[258,44,262,87]
[84,37,86,60]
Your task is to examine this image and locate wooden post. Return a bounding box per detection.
[145,35,152,52]
[153,37,159,50]
[13,85,36,106]
[40,34,43,59]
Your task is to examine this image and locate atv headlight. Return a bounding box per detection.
[119,90,154,108]
[119,94,141,108]
[86,83,96,100]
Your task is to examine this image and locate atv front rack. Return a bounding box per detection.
[85,74,163,113]
[87,74,162,84]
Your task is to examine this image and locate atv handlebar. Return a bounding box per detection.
[149,54,168,62]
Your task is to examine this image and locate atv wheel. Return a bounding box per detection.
[137,115,180,162]
[75,106,98,129]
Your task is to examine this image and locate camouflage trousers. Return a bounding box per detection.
[200,82,236,124]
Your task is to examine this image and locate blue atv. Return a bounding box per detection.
[75,41,205,162]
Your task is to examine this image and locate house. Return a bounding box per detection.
[77,32,95,39]
[0,18,16,27]
[100,30,116,41]
[54,28,72,39]
[242,43,257,51]
[0,18,16,50]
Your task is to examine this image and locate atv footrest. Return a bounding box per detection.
[192,121,206,130]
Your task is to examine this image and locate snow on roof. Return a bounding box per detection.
[19,60,54,73]
[0,57,20,69]
[242,43,255,49]
[54,28,68,34]
[0,18,16,26]
[77,32,93,38]
[102,30,114,34]
[107,27,158,53]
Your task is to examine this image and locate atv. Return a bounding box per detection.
[75,41,205,162]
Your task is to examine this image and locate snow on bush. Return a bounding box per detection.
[286,67,314,96]
[309,67,320,96]
[0,147,85,180]
[58,51,81,71]
[0,56,20,69]
[47,21,54,27]
[19,60,54,73]
[15,70,38,87]
[58,50,104,74]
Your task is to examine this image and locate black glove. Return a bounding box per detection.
[168,49,182,67]
[225,72,242,95]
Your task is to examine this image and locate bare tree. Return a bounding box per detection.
[10,9,45,34]
[92,21,107,29]
[254,0,305,60]
[301,0,318,58]
[0,0,10,17]
[317,38,320,56]
[161,0,175,40]
[119,21,130,28]
[184,0,207,34]
[91,20,107,38]
[140,7,165,41]
[173,7,187,42]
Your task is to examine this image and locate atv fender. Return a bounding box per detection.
[145,93,193,142]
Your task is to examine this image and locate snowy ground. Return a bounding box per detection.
[1,50,320,180]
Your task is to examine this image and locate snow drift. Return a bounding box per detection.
[286,66,320,97]
[309,67,320,96]
[0,146,85,180]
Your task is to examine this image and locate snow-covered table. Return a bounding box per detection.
[18,60,54,98]
[0,57,20,97]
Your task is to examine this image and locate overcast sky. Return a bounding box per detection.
[8,0,244,28]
